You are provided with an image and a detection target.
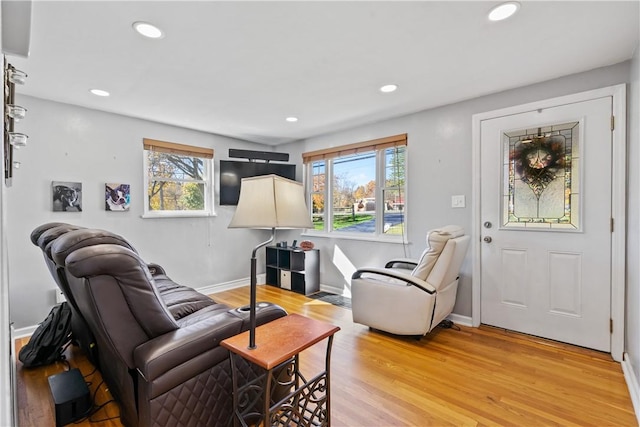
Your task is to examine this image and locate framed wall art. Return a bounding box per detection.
[105,183,131,211]
[52,181,82,212]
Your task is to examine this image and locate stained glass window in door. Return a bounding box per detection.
[502,122,580,230]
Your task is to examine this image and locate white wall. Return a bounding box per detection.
[6,61,633,327]
[282,61,631,317]
[7,95,284,329]
[627,43,640,402]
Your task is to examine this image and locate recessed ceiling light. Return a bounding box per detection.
[380,84,398,93]
[488,2,520,21]
[133,21,164,39]
[286,117,298,122]
[90,89,110,97]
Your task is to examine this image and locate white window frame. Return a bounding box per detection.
[303,139,407,242]
[142,139,216,219]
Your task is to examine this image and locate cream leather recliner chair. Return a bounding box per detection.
[351,225,470,336]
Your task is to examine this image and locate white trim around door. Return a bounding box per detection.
[471,84,627,362]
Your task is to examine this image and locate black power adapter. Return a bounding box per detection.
[48,368,91,426]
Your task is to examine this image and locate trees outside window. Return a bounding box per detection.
[304,135,407,238]
[143,139,214,217]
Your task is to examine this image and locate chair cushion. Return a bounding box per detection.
[411,225,464,281]
[155,276,218,320]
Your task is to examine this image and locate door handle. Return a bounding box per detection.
[483,236,492,243]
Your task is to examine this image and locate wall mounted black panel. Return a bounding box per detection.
[228,149,289,162]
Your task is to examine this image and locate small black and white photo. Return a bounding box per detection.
[105,183,131,211]
[52,181,82,212]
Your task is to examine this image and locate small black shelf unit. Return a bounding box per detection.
[265,246,319,295]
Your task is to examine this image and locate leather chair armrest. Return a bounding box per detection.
[227,302,288,331]
[134,303,287,382]
[134,311,243,382]
[352,267,436,294]
[384,258,419,269]
[146,263,166,276]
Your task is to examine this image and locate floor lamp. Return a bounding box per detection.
[228,174,313,349]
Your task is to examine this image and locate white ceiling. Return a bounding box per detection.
[6,1,640,146]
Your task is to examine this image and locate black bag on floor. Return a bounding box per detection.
[19,302,72,367]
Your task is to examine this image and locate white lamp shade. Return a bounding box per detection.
[229,174,313,229]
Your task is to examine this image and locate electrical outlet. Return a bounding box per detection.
[54,289,66,304]
[451,195,466,208]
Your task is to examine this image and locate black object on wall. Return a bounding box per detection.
[219,160,296,205]
[229,148,289,162]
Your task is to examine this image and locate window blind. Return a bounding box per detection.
[143,138,214,159]
[302,133,407,163]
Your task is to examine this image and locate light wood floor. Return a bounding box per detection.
[16,285,637,426]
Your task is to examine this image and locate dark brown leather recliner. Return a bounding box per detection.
[50,228,287,427]
[31,223,224,367]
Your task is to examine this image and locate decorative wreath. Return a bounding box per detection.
[510,135,568,198]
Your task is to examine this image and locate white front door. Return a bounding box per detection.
[479,95,613,352]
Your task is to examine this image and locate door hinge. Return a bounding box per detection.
[610,318,613,334]
[611,116,615,131]
[611,218,614,233]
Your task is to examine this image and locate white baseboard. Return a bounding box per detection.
[447,313,473,327]
[622,353,640,425]
[319,283,345,296]
[12,324,37,340]
[196,274,263,296]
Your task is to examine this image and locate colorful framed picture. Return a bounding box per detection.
[52,181,82,212]
[105,183,131,211]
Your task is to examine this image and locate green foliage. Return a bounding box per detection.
[386,146,406,187]
[312,214,374,231]
[180,183,205,210]
[147,151,205,211]
[334,214,374,228]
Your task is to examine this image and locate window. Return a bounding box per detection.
[143,138,215,217]
[303,134,407,239]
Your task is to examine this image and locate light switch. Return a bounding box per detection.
[451,195,466,208]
